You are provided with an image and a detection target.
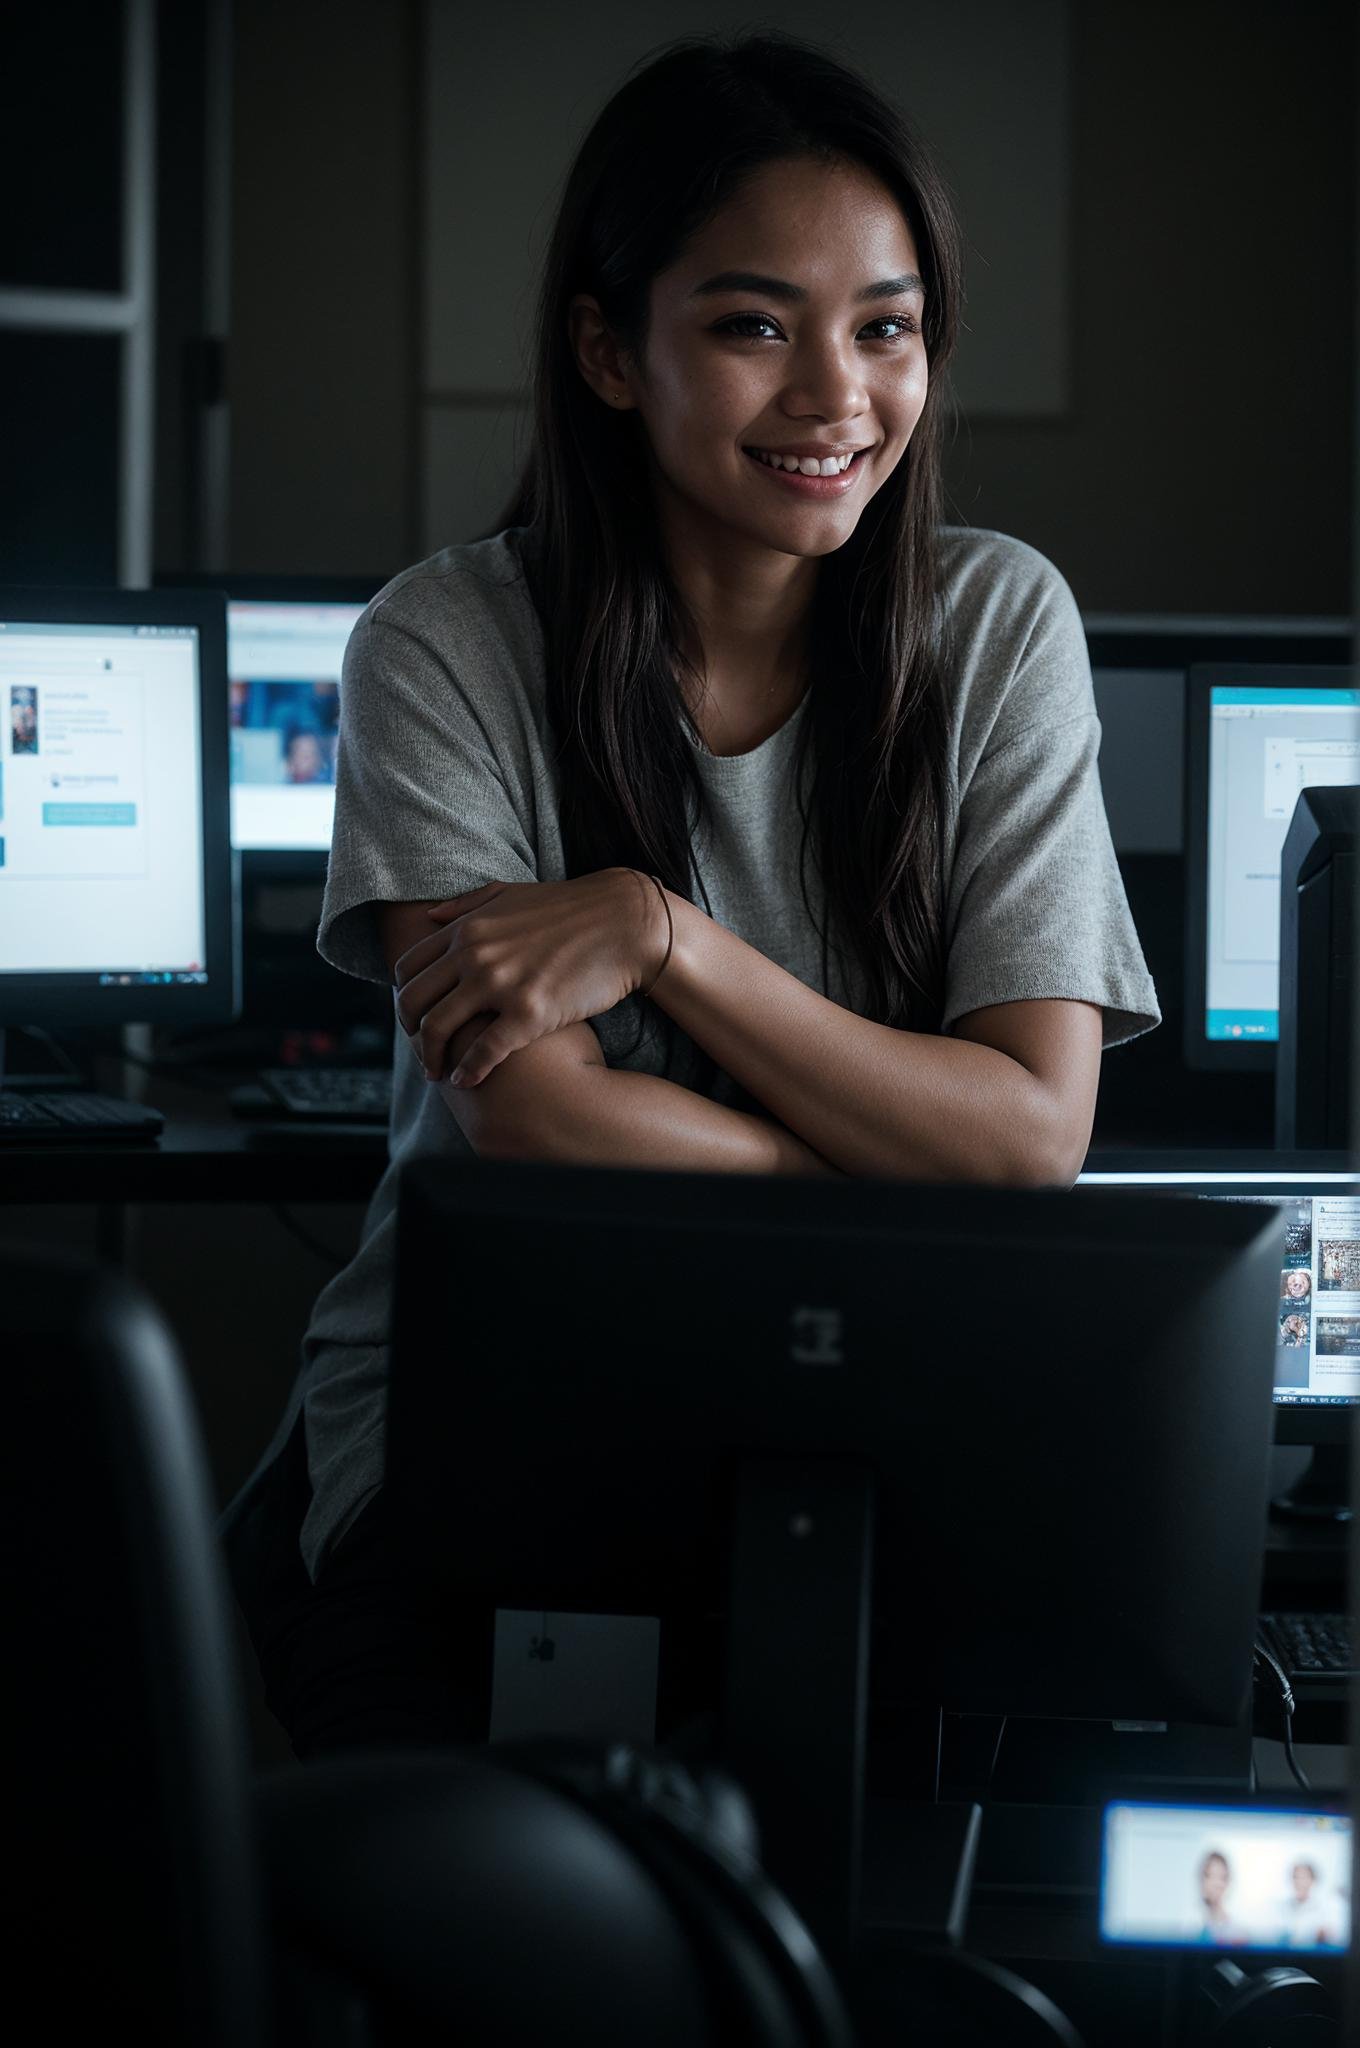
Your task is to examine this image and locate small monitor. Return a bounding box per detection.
[155,572,384,867]
[0,586,237,1027]
[1100,1799,1351,1953]
[1183,663,1359,1069]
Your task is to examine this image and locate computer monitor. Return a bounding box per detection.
[1076,1170,1360,1523]
[1076,1170,1359,1428]
[388,1159,1282,1731]
[0,586,237,1028]
[1183,663,1359,1070]
[155,572,384,871]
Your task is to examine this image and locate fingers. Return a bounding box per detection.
[415,987,481,1083]
[447,1015,526,1089]
[394,925,453,990]
[395,949,465,1037]
[425,881,507,924]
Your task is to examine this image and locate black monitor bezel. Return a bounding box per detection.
[1183,661,1358,1074]
[155,570,388,877]
[0,584,240,1029]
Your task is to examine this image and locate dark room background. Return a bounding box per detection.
[0,2,1356,1760]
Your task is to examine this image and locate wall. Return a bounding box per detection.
[227,0,420,577]
[225,0,1355,614]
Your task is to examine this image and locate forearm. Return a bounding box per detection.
[441,1061,837,1176]
[428,1024,827,1187]
[649,894,1083,1185]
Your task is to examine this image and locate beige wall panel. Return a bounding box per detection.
[422,400,533,555]
[423,0,1070,419]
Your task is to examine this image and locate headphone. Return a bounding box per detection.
[266,1733,1091,2044]
[495,1738,1090,2048]
[498,1738,859,2047]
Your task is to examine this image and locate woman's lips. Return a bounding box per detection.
[742,446,870,497]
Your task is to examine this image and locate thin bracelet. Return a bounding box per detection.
[636,871,674,999]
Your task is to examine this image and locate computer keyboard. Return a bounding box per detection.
[1259,1612,1356,1683]
[0,1091,165,1141]
[257,1066,393,1122]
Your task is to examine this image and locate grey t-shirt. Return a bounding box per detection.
[270,521,1159,1580]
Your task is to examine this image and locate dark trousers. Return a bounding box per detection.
[228,1417,492,1760]
[227,1415,723,1764]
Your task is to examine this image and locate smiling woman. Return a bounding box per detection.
[223,28,1160,1761]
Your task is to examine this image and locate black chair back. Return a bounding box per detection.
[6,1245,268,2047]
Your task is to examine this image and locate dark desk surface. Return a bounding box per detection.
[4,1099,1350,1207]
[5,1111,389,1203]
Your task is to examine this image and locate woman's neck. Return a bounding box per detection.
[687,646,811,757]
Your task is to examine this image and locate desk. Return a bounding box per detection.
[6,1114,387,1206]
[1,1079,387,1263]
[4,1122,1349,1207]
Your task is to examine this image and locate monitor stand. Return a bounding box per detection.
[718,1459,966,1965]
[719,1458,873,1964]
[1269,1443,1353,1524]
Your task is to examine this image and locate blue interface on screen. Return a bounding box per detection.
[227,601,365,852]
[1075,1176,1360,1406]
[1101,1802,1352,1953]
[1204,685,1360,1042]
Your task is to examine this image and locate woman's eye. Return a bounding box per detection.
[715,312,920,342]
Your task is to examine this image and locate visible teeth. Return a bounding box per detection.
[751,449,855,475]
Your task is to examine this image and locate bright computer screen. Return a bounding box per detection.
[1218,1189,1360,1408]
[0,619,208,986]
[1077,1173,1360,1409]
[1100,1801,1351,1952]
[227,600,365,852]
[1202,681,1359,1043]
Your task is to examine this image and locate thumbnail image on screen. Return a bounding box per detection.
[1204,1192,1360,1406]
[227,601,365,852]
[1101,1802,1351,1953]
[1203,684,1359,1043]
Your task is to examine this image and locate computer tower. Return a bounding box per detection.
[1276,785,1357,1149]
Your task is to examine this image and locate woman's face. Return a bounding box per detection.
[1202,1856,1229,1906]
[600,155,929,569]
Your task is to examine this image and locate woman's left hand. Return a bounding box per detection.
[392,868,668,1087]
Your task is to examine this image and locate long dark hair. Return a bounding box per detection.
[483,30,965,1051]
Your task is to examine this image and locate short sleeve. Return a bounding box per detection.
[943,569,1161,1049]
[318,611,538,983]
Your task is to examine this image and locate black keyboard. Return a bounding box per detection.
[257,1066,392,1122]
[1259,1612,1356,1682]
[0,1091,164,1141]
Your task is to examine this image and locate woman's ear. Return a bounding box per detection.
[567,294,634,410]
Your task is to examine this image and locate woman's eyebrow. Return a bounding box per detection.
[689,269,925,304]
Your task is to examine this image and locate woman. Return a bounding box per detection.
[226,29,1159,1758]
[1196,1850,1250,1946]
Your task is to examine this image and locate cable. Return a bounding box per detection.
[18,1024,82,1079]
[269,1202,354,1269]
[983,1714,1008,1796]
[1281,1714,1312,1793]
[1253,1639,1311,1792]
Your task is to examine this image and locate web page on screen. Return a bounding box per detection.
[1205,686,1360,1041]
[228,601,364,852]
[0,622,206,977]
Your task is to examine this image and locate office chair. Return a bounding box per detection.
[5,1245,1086,2045]
[7,1246,268,2046]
